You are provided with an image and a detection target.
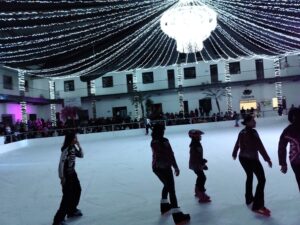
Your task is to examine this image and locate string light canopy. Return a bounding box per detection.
[0,0,300,80]
[160,0,217,53]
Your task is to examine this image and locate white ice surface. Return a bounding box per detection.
[0,116,299,225]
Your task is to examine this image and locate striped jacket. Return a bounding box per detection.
[58,144,84,179]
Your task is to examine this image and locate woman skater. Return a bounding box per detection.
[232,115,272,216]
[151,123,190,225]
[278,108,300,191]
[52,132,84,225]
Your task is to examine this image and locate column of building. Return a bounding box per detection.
[18,69,27,124]
[274,57,283,107]
[224,61,232,113]
[87,80,96,119]
[177,64,184,113]
[49,79,57,127]
[133,69,140,121]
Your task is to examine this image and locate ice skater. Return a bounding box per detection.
[278,107,300,191]
[151,123,190,225]
[188,129,211,203]
[232,115,272,216]
[52,132,84,225]
[145,117,152,135]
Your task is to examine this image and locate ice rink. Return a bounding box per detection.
[0,116,299,225]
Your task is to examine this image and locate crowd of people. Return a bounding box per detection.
[0,109,243,144]
[2,104,299,144]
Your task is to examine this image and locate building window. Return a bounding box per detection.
[229,62,241,74]
[184,67,196,79]
[142,72,154,84]
[3,75,13,90]
[102,76,113,88]
[25,80,29,92]
[210,64,218,83]
[64,80,75,92]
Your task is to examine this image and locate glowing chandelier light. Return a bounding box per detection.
[160,0,217,53]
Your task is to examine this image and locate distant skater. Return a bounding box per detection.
[151,123,190,225]
[278,108,300,191]
[145,117,152,135]
[232,115,272,216]
[188,129,211,203]
[52,132,84,225]
[233,111,240,127]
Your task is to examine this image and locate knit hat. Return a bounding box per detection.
[188,129,204,138]
[241,114,254,125]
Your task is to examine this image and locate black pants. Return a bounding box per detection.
[239,157,266,210]
[194,170,206,192]
[153,167,178,208]
[145,125,151,135]
[53,173,81,223]
[291,163,300,191]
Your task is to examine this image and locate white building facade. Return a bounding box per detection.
[0,55,299,123]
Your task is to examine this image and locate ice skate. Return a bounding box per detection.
[52,220,67,225]
[198,192,211,203]
[172,208,190,225]
[252,207,271,217]
[67,209,82,218]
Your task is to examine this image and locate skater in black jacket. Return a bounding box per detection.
[188,129,211,203]
[52,132,84,225]
[232,115,272,216]
[151,123,190,225]
[278,108,300,191]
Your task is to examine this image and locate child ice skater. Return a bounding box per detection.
[188,129,211,203]
[232,115,272,216]
[278,107,300,191]
[52,132,84,225]
[151,123,190,225]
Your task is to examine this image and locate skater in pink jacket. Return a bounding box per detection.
[278,108,300,191]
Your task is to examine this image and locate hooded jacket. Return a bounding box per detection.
[189,140,206,170]
[151,137,178,170]
[232,127,270,162]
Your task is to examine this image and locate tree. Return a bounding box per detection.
[203,88,226,113]
[129,91,151,119]
[61,106,81,127]
[145,98,154,117]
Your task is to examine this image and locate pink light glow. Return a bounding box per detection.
[6,103,34,122]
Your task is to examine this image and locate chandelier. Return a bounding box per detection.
[160,0,217,54]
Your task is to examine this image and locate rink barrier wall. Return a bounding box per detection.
[0,115,288,155]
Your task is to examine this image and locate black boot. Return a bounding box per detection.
[172,209,190,225]
[67,208,82,218]
[161,203,172,214]
[160,199,172,214]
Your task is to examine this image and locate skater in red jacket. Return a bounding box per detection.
[151,123,190,225]
[52,132,84,225]
[232,115,272,216]
[188,129,211,203]
[278,108,300,191]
